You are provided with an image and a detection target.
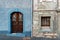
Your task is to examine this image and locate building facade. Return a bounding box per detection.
[0,0,60,38]
[32,0,60,38]
[0,0,32,37]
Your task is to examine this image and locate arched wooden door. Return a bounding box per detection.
[11,12,23,33]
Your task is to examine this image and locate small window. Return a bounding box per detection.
[41,16,50,27]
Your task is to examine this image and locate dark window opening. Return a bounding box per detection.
[41,16,50,27]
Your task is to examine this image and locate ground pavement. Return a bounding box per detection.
[0,34,59,40]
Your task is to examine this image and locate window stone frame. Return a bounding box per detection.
[38,14,54,32]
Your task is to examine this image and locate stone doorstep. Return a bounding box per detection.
[23,37,31,40]
[43,32,57,38]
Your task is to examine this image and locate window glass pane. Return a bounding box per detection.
[41,16,50,26]
[12,13,16,21]
[19,14,23,21]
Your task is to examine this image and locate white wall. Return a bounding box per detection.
[33,0,57,10]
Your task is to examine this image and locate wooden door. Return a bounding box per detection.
[11,12,23,33]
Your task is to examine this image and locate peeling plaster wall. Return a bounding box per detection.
[32,11,58,37]
[33,0,57,10]
[58,0,60,9]
[33,0,58,37]
[57,12,60,37]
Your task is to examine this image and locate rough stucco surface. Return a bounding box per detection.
[57,13,60,37]
[0,0,32,8]
[33,0,57,10]
[32,11,58,37]
[0,0,32,34]
[33,0,59,37]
